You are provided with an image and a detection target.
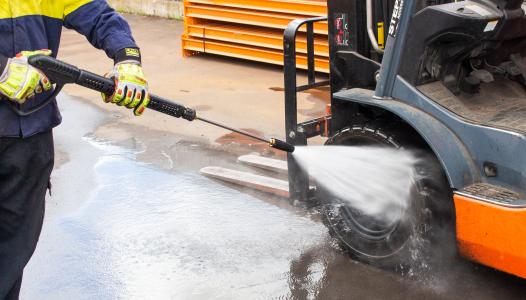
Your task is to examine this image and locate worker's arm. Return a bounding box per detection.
[63,0,149,115]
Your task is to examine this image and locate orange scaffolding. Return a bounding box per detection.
[182,0,329,72]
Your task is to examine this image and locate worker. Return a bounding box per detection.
[0,1,149,299]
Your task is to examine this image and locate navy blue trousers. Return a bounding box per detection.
[0,131,54,299]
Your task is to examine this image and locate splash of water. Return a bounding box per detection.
[292,146,418,223]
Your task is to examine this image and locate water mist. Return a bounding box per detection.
[292,146,418,223]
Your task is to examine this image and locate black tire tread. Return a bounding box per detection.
[321,120,454,273]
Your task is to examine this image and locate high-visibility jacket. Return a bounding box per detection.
[0,0,138,137]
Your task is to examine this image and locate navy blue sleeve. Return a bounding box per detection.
[63,0,138,60]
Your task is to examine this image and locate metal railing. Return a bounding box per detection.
[283,16,329,201]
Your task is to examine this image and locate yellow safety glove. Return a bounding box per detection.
[103,48,149,116]
[0,50,53,103]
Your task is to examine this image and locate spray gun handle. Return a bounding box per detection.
[27,54,196,121]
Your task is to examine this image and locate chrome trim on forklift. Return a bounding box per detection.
[454,191,526,208]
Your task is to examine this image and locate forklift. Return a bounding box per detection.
[22,0,526,281]
[283,0,526,279]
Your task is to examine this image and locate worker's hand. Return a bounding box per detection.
[103,61,150,116]
[0,49,53,104]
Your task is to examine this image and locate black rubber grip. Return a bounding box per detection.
[148,95,197,121]
[77,70,115,95]
[28,55,80,85]
[28,55,196,121]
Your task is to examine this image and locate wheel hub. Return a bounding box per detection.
[342,205,401,240]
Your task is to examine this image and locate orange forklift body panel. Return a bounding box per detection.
[454,194,526,279]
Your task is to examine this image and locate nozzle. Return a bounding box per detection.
[269,138,295,153]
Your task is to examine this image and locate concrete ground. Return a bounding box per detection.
[21,15,526,299]
[58,14,329,152]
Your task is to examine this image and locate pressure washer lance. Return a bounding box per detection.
[27,55,295,153]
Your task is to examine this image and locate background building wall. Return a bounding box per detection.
[108,0,184,19]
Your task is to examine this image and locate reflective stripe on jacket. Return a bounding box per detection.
[0,0,137,137]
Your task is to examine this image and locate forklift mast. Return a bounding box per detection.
[283,0,400,201]
[284,0,526,200]
[283,0,526,279]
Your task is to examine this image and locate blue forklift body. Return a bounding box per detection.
[283,0,526,279]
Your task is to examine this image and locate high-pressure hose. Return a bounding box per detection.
[27,55,295,153]
[195,116,294,152]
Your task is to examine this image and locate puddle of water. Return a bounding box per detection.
[269,85,330,118]
[22,93,526,300]
[24,136,327,300]
[298,88,330,118]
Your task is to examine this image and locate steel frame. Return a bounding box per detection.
[283,16,330,202]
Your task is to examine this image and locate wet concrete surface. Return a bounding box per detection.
[18,14,526,299]
[21,94,526,299]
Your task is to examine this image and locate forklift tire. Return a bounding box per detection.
[320,121,455,274]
